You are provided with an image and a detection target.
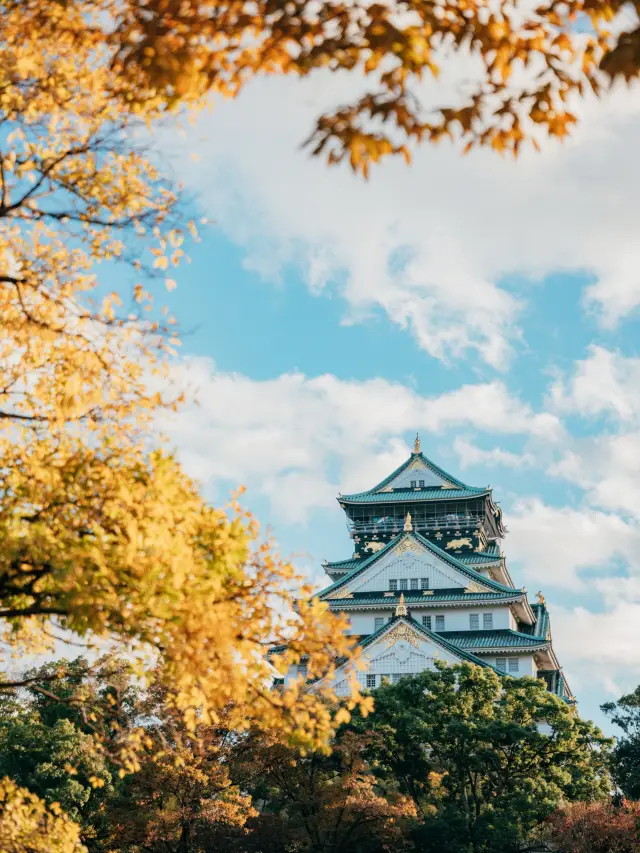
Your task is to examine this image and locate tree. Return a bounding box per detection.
[220,729,416,853]
[0,777,86,853]
[0,707,114,836]
[6,0,638,178]
[105,737,256,853]
[0,0,368,765]
[602,686,640,799]
[548,801,640,853]
[347,664,611,853]
[102,679,258,853]
[0,658,130,850]
[0,657,257,852]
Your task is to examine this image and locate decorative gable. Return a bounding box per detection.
[334,537,486,596]
[379,455,454,491]
[329,618,474,696]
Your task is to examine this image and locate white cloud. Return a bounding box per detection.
[164,68,640,366]
[553,601,640,696]
[505,498,640,590]
[550,346,640,422]
[546,347,640,518]
[453,437,535,470]
[549,433,640,517]
[155,356,556,521]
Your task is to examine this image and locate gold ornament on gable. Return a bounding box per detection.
[385,622,420,649]
[395,538,421,556]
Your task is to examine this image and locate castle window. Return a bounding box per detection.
[419,479,425,487]
[410,480,417,487]
[508,658,520,673]
[496,657,507,672]
[410,578,419,590]
[469,614,480,630]
[366,674,376,688]
[374,617,384,631]
[422,615,432,629]
[483,613,494,630]
[400,579,408,591]
[421,577,429,589]
[389,579,398,591]
[435,615,445,631]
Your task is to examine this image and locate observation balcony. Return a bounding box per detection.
[346,512,485,539]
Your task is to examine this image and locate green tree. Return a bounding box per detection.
[0,688,114,848]
[3,657,259,853]
[602,686,640,799]
[348,664,611,853]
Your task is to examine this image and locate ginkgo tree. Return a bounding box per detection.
[0,0,371,782]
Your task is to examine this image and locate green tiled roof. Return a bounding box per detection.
[324,557,360,572]
[439,629,549,651]
[318,530,516,600]
[455,551,502,565]
[326,590,522,607]
[365,451,477,494]
[340,487,489,504]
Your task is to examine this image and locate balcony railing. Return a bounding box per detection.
[347,513,485,538]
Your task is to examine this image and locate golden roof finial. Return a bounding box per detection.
[536,590,546,605]
[395,592,407,617]
[404,512,413,532]
[413,432,421,454]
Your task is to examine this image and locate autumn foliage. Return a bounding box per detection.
[7,0,640,179]
[549,801,640,853]
[0,0,372,787]
[0,778,85,853]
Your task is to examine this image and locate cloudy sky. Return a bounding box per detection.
[149,64,640,730]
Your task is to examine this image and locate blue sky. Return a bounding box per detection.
[149,70,640,733]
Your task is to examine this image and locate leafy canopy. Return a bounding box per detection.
[7,0,638,177]
[548,801,640,853]
[0,777,86,853]
[602,685,640,799]
[347,664,611,853]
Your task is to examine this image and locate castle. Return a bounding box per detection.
[280,436,571,700]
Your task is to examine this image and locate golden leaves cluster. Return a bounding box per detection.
[19,0,630,176]
[0,778,86,853]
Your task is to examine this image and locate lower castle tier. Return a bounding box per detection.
[274,438,573,702]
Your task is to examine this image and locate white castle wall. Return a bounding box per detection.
[482,655,537,677]
[345,606,516,635]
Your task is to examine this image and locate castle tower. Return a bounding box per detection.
[277,440,571,700]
